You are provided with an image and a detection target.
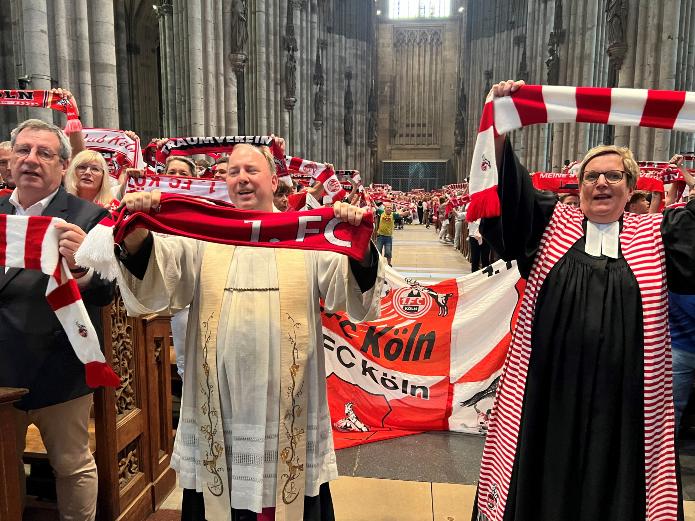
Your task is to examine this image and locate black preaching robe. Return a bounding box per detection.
[473,140,695,521]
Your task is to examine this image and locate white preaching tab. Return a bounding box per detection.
[585,220,620,259]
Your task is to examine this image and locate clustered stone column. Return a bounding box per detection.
[243,0,375,179]
[1,0,376,177]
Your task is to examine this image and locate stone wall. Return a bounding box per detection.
[0,0,119,137]
[0,0,377,181]
[375,17,460,185]
[457,0,695,178]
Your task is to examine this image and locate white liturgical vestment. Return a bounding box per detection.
[116,236,383,513]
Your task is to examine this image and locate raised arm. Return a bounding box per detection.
[479,80,557,278]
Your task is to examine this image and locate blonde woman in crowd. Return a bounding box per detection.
[64,150,119,210]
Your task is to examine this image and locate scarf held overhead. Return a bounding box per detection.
[0,89,80,119]
[84,128,146,180]
[466,85,695,221]
[75,194,373,281]
[154,135,288,174]
[285,156,348,203]
[0,215,119,388]
[126,174,232,203]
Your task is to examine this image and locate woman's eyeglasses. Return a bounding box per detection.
[582,170,626,185]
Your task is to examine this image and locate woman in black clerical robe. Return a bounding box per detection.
[471,80,695,521]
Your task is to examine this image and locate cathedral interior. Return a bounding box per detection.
[2,0,695,520]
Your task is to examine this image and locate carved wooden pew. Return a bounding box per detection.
[94,290,176,521]
[21,289,175,521]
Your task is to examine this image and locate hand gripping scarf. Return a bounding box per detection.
[83,128,145,180]
[466,85,695,222]
[0,89,82,133]
[75,193,374,282]
[0,215,119,388]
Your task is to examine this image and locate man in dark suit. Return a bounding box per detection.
[0,119,114,521]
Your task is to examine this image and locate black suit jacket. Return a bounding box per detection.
[0,187,115,410]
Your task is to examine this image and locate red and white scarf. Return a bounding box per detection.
[530,171,579,193]
[476,205,676,521]
[0,89,82,133]
[154,135,287,174]
[338,170,361,185]
[466,85,695,222]
[445,182,468,192]
[83,128,145,180]
[75,194,374,281]
[126,174,231,203]
[285,156,347,202]
[636,161,692,196]
[0,215,119,388]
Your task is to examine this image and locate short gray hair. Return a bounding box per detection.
[0,141,10,151]
[10,119,72,162]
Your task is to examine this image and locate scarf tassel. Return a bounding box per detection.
[75,216,121,281]
[64,117,83,135]
[85,361,121,388]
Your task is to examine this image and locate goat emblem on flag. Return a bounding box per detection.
[322,261,523,448]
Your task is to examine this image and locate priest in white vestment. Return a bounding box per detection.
[114,143,383,521]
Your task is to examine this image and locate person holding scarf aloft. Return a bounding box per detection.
[471,80,695,521]
[114,142,383,521]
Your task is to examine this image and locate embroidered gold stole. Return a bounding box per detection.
[197,244,310,521]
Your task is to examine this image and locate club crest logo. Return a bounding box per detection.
[76,321,89,338]
[326,177,341,193]
[480,154,492,172]
[486,483,499,510]
[303,162,319,177]
[392,286,432,319]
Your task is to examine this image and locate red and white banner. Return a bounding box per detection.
[323,260,524,449]
[83,128,145,179]
[126,174,232,203]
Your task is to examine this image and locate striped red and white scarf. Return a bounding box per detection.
[75,194,374,282]
[476,205,676,521]
[466,85,695,222]
[0,215,119,388]
[0,89,82,133]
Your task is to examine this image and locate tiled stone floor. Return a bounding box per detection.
[155,223,695,520]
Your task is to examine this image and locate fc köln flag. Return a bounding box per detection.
[322,260,524,449]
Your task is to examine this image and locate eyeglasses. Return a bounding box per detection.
[582,170,626,185]
[76,164,104,174]
[13,145,59,162]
